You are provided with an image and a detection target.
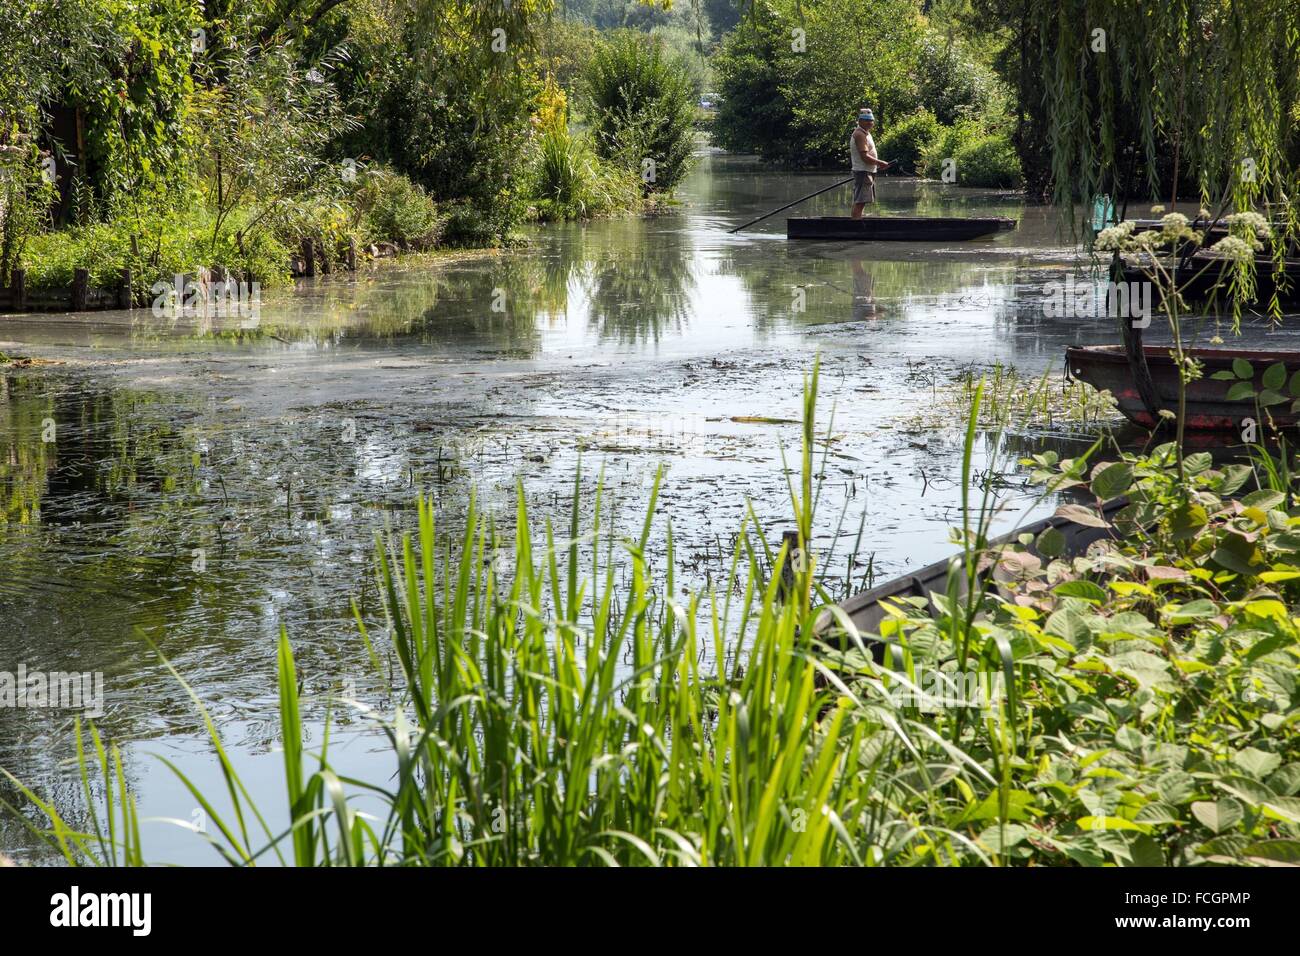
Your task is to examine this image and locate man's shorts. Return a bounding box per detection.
[853,171,876,204]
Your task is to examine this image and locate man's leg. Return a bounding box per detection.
[851,171,867,218]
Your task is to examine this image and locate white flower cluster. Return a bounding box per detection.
[1094,219,1136,251]
[1160,212,1190,232]
[1226,210,1271,241]
[1207,235,1256,263]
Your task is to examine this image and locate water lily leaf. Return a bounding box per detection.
[1191,799,1242,833]
[1054,503,1110,528]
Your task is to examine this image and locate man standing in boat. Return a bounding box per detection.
[850,110,891,219]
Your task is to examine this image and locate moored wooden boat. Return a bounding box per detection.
[787,215,1016,242]
[1066,344,1300,429]
[817,497,1130,652]
[1120,253,1300,305]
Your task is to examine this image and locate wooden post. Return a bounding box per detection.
[318,236,331,275]
[71,268,89,311]
[300,237,315,277]
[119,267,133,309]
[347,237,357,271]
[13,268,25,311]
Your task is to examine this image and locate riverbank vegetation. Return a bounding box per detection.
[0,1,707,298]
[711,0,1021,186]
[6,365,1299,866]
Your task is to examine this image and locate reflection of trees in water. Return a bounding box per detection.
[583,249,698,345]
[527,216,702,346]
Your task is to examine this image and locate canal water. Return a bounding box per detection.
[3,152,1297,863]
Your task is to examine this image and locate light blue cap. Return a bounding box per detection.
[858,110,875,121]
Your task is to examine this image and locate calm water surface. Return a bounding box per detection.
[3,153,1298,863]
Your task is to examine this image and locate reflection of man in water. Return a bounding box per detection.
[851,257,877,321]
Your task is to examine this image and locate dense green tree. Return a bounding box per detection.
[584,32,699,195]
[713,0,931,167]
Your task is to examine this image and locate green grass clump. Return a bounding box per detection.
[526,125,643,223]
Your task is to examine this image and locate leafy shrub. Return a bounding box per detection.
[952,133,1024,189]
[19,209,292,296]
[876,109,940,173]
[526,125,642,222]
[584,32,698,195]
[919,119,983,178]
[349,168,447,250]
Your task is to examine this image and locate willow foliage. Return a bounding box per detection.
[1029,0,1300,242]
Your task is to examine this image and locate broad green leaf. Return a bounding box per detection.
[1232,747,1282,779]
[1169,503,1208,541]
[1053,580,1107,603]
[1243,839,1300,864]
[1163,599,1218,623]
[1054,503,1110,528]
[1191,799,1241,833]
[1076,816,1152,833]
[1262,362,1287,390]
[1232,357,1253,379]
[1091,462,1133,500]
[1036,525,1065,558]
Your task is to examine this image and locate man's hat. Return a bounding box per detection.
[858,110,875,122]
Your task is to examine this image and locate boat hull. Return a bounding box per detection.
[1121,255,1300,304]
[786,216,1016,242]
[1066,344,1300,429]
[819,497,1130,649]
